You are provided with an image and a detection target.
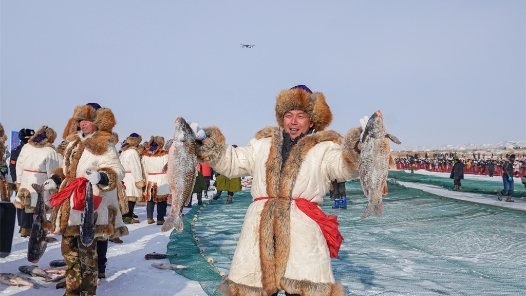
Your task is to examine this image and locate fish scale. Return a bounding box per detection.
[358,110,401,220]
[161,117,198,233]
[27,183,48,263]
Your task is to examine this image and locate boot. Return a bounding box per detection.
[453,185,458,191]
[213,191,221,200]
[505,195,514,202]
[157,220,165,225]
[56,280,66,289]
[332,198,340,209]
[226,195,233,204]
[20,228,30,237]
[497,192,503,201]
[147,218,155,224]
[197,193,203,206]
[123,217,139,224]
[340,197,347,209]
[458,186,462,191]
[109,237,123,244]
[133,213,138,218]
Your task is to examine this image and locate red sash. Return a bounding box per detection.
[254,197,344,258]
[49,177,102,211]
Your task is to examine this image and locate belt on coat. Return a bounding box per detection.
[24,169,46,173]
[253,196,343,258]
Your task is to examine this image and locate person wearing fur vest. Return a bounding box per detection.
[43,103,128,295]
[13,125,60,237]
[141,135,170,225]
[191,85,362,296]
[120,133,145,224]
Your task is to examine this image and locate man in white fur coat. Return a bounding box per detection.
[13,125,60,237]
[119,133,145,224]
[193,85,363,296]
[44,103,128,295]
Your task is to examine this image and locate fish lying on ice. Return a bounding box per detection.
[358,110,401,220]
[49,259,67,267]
[19,265,50,280]
[151,263,188,270]
[80,180,96,247]
[27,183,48,263]
[161,117,198,233]
[0,273,35,287]
[144,252,177,260]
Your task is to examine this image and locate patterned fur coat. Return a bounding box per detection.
[197,125,361,296]
[50,131,128,239]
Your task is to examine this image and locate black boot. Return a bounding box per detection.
[197,192,203,205]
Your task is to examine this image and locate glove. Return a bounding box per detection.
[508,177,513,181]
[189,122,207,141]
[85,170,101,185]
[359,116,369,131]
[43,179,57,190]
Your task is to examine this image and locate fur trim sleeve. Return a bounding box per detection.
[196,126,226,164]
[97,167,119,192]
[341,127,362,169]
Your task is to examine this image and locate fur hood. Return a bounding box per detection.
[28,125,57,148]
[275,87,332,131]
[62,103,117,140]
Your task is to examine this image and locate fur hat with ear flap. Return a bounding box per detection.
[275,85,332,131]
[62,103,117,140]
[0,123,7,144]
[126,133,142,147]
[144,136,165,154]
[29,125,57,147]
[0,123,6,158]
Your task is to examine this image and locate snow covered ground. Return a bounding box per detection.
[0,194,210,296]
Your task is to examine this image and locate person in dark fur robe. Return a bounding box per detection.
[191,85,364,296]
[43,103,128,295]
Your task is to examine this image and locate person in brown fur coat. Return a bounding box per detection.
[43,103,128,295]
[191,85,363,296]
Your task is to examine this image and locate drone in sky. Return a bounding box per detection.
[240,44,255,48]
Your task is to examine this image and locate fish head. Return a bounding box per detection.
[363,110,386,141]
[174,117,195,142]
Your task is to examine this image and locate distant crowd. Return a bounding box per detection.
[394,152,526,177]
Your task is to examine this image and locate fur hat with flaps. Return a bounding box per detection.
[62,103,116,140]
[29,125,57,147]
[125,133,142,147]
[0,123,7,144]
[275,85,332,131]
[145,135,165,154]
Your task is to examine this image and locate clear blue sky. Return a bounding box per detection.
[1,1,524,151]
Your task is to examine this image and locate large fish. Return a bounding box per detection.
[27,183,48,263]
[358,110,401,220]
[80,181,96,246]
[161,117,198,232]
[18,265,50,280]
[0,273,35,288]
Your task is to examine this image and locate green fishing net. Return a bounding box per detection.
[389,170,526,198]
[168,175,525,295]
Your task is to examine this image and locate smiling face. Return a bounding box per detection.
[80,120,97,136]
[283,110,313,140]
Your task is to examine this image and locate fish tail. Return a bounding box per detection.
[360,198,384,220]
[160,215,175,232]
[160,213,183,233]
